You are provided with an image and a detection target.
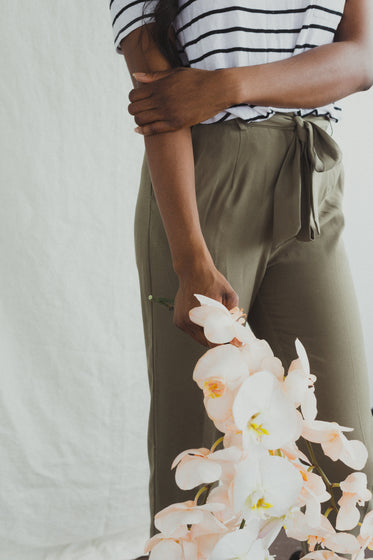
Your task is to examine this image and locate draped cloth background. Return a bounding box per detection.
[0,2,372,559]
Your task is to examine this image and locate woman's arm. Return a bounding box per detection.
[128,0,373,136]
[227,0,373,109]
[120,24,239,346]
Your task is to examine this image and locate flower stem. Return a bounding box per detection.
[324,507,334,518]
[305,440,339,512]
[148,294,174,311]
[194,485,209,505]
[210,436,225,453]
[200,483,214,505]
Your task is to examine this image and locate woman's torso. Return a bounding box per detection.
[172,0,346,124]
[110,0,346,124]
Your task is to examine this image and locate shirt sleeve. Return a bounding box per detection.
[109,0,158,54]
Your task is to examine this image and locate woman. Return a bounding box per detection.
[108,1,373,558]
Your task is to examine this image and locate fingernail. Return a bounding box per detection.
[133,72,146,77]
[134,127,143,134]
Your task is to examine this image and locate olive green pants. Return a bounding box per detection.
[134,112,373,547]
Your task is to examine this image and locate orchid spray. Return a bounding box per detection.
[144,293,373,560]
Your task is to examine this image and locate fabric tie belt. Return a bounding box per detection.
[233,112,343,249]
[270,114,343,250]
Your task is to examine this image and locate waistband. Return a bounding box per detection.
[195,111,343,249]
[199,111,333,133]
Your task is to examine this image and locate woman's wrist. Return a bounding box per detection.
[218,67,249,107]
[173,244,215,278]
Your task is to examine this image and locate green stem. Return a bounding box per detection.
[194,485,209,505]
[192,438,227,508]
[324,507,334,518]
[305,440,339,512]
[148,294,174,311]
[200,483,213,505]
[305,440,332,486]
[210,436,225,453]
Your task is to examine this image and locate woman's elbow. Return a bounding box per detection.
[359,47,373,91]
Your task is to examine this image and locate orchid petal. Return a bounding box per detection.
[209,522,261,560]
[171,448,209,470]
[336,504,361,531]
[324,532,361,553]
[148,538,183,560]
[175,455,222,490]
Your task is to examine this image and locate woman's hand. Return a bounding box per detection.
[128,67,234,136]
[173,260,239,348]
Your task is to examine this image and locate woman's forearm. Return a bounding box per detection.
[119,25,214,275]
[143,127,214,275]
[226,40,372,110]
[226,0,373,109]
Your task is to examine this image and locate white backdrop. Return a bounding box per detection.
[0,2,372,559]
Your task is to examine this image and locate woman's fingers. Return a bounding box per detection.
[175,314,219,349]
[129,99,184,131]
[182,322,210,348]
[128,85,153,103]
[223,290,239,310]
[127,98,158,117]
[133,108,162,127]
[134,120,178,136]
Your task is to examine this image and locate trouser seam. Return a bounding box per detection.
[215,128,242,271]
[148,176,157,537]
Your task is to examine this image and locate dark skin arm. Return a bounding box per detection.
[119,25,239,348]
[127,0,373,136]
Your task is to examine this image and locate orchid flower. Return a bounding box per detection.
[284,508,360,554]
[205,482,244,528]
[357,509,373,551]
[192,344,250,424]
[281,440,311,465]
[171,445,243,490]
[283,338,318,421]
[208,518,269,560]
[152,499,226,539]
[302,420,368,470]
[232,369,303,450]
[336,472,372,531]
[237,337,283,378]
[144,533,197,560]
[232,453,303,520]
[292,462,331,527]
[189,294,256,345]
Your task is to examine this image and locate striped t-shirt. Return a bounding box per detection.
[109,0,346,124]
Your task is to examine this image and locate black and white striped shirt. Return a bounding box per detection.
[109,0,346,124]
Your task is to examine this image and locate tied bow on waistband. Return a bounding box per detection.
[272,115,343,250]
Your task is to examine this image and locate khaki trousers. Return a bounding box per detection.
[134,112,373,548]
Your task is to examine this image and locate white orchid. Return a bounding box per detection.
[302,420,368,470]
[336,472,372,530]
[232,452,303,520]
[143,293,373,560]
[232,369,303,450]
[189,293,256,345]
[192,344,250,425]
[208,519,268,560]
[171,445,243,490]
[283,338,317,421]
